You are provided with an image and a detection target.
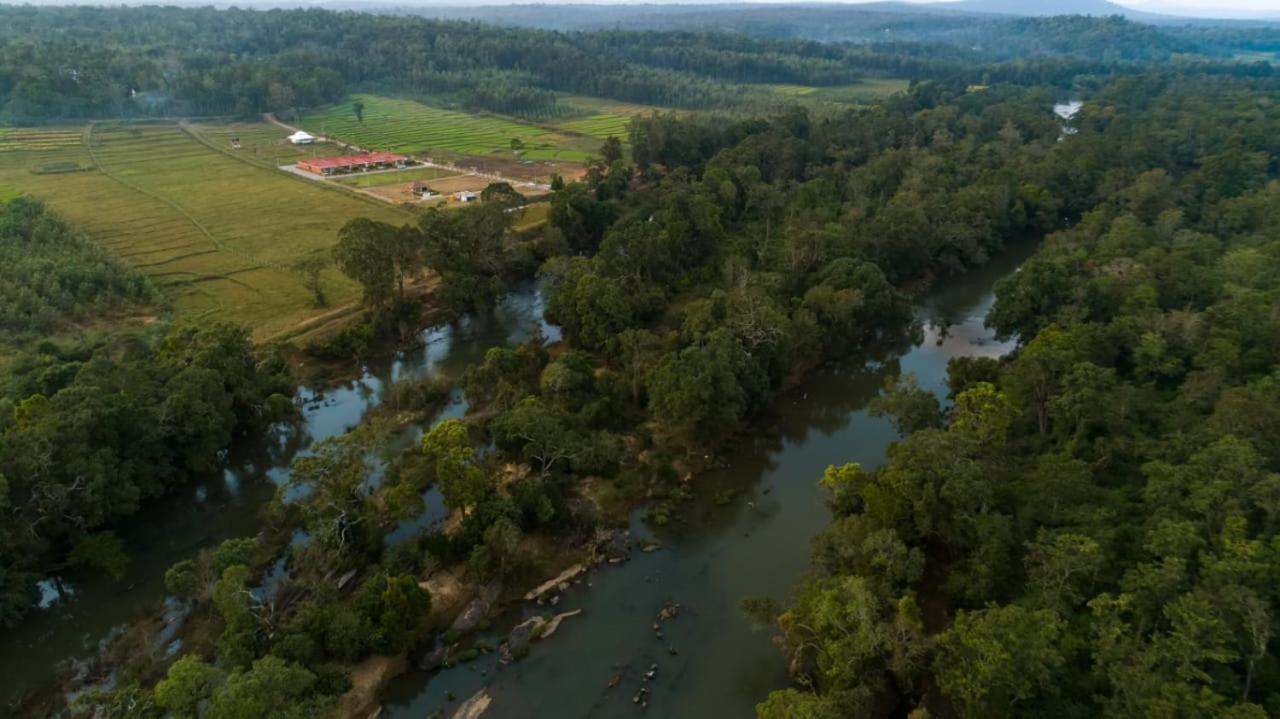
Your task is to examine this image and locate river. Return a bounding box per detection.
[380,243,1035,718]
[3,242,1027,715]
[0,284,558,711]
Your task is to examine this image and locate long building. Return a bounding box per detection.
[298,152,409,176]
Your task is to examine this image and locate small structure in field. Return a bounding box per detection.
[454,190,478,203]
[288,130,316,145]
[298,152,409,176]
[412,181,437,198]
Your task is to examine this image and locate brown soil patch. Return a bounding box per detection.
[336,654,408,719]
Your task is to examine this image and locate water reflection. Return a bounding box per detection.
[381,245,1036,719]
[0,282,554,708]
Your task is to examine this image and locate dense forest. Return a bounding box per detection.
[45,58,1277,715]
[1,5,1278,122]
[4,3,1280,717]
[757,75,1280,716]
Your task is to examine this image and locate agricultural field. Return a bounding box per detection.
[549,95,666,140]
[185,121,349,167]
[298,94,599,162]
[0,121,408,339]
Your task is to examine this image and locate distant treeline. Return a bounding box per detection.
[1,6,1277,123]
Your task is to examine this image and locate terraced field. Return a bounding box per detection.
[0,127,85,152]
[550,96,665,140]
[299,94,598,162]
[0,122,408,338]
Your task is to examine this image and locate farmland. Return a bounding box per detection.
[299,94,600,162]
[0,121,409,339]
[549,95,666,140]
[185,121,350,167]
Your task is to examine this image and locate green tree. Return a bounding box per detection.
[600,135,623,167]
[935,605,1065,717]
[421,419,490,516]
[646,331,746,446]
[206,656,327,719]
[868,374,942,435]
[155,655,225,718]
[353,101,364,122]
[332,218,399,308]
[293,255,328,308]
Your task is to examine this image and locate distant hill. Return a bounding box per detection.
[944,0,1164,20]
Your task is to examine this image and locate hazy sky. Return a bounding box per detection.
[1110,0,1279,13]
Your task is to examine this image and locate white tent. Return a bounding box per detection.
[288,130,316,145]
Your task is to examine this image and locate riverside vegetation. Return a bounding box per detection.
[2,3,1280,717]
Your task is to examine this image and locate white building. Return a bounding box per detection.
[288,130,316,145]
[455,190,478,203]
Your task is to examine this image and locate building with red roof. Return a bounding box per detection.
[298,152,409,176]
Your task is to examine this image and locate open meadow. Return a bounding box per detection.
[0,121,410,339]
[299,94,600,162]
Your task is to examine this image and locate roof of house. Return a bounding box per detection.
[298,152,407,170]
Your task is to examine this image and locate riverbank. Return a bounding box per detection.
[376,243,1035,718]
[0,285,558,715]
[3,241,1029,718]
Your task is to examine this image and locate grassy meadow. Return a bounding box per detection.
[299,94,600,162]
[0,121,409,339]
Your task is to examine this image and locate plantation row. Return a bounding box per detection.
[0,128,84,152]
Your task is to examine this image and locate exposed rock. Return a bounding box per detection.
[417,643,449,673]
[451,689,492,719]
[539,609,582,639]
[639,542,661,553]
[502,615,547,662]
[655,603,680,622]
[607,673,621,689]
[596,529,632,561]
[523,564,584,602]
[449,582,502,635]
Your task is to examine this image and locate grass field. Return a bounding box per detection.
[186,121,349,167]
[300,94,600,162]
[0,121,409,339]
[549,96,665,140]
[332,165,458,189]
[760,78,911,106]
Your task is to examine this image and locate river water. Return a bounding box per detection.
[380,243,1034,719]
[0,285,557,711]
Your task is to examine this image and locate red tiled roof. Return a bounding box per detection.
[299,152,407,170]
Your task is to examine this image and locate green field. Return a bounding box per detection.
[550,96,665,140]
[760,78,911,106]
[0,122,408,339]
[186,121,350,167]
[300,94,599,162]
[332,165,458,189]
